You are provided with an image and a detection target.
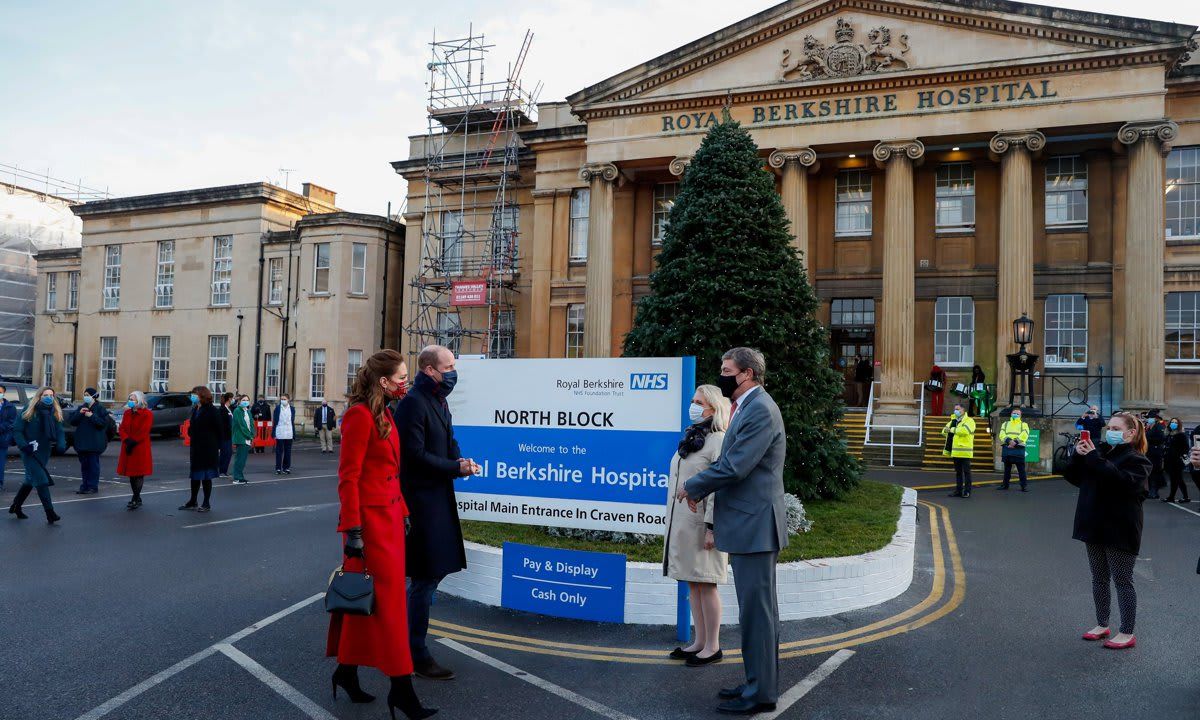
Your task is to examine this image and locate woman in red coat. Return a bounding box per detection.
[327,349,435,720]
[117,391,154,510]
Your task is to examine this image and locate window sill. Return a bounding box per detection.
[309,293,331,298]
[1046,224,1088,233]
[939,362,974,369]
[346,293,368,299]
[568,259,587,266]
[1166,236,1200,246]
[834,232,872,239]
[935,228,975,237]
[1166,364,1200,373]
[100,308,120,313]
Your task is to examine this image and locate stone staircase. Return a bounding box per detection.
[838,410,996,470]
[837,412,866,461]
[922,415,994,472]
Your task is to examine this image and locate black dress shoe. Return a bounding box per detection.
[947,491,962,497]
[962,491,971,498]
[414,659,455,681]
[669,647,698,660]
[686,649,723,667]
[718,686,746,700]
[716,698,776,715]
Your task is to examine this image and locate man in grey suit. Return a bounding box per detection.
[678,347,788,715]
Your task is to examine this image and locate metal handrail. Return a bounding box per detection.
[863,381,926,467]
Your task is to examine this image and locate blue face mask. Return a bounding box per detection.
[953,408,962,417]
[1011,414,1021,421]
[84,395,94,405]
[126,400,136,409]
[189,394,199,405]
[439,370,458,396]
[240,400,250,408]
[1169,422,1179,431]
[40,396,54,406]
[1105,429,1126,446]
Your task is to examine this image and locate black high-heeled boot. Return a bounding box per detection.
[331,664,374,704]
[9,485,31,520]
[388,675,437,720]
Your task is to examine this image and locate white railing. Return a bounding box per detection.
[863,381,926,467]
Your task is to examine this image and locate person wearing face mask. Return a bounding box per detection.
[8,387,66,524]
[942,403,976,498]
[117,391,153,509]
[1164,417,1191,504]
[1075,406,1104,440]
[315,399,338,454]
[394,344,476,681]
[69,387,111,495]
[273,394,296,475]
[231,395,254,485]
[663,384,731,666]
[217,392,234,478]
[1143,411,1166,499]
[997,409,1031,492]
[180,386,221,512]
[1064,412,1151,650]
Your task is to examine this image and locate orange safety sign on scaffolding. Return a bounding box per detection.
[254,421,276,449]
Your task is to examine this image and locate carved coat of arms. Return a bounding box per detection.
[779,18,910,82]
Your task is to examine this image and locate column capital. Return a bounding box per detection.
[667,156,692,177]
[872,140,924,167]
[988,130,1046,156]
[578,162,620,183]
[767,147,818,171]
[1117,120,1180,155]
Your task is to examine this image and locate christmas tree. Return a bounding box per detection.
[623,116,860,499]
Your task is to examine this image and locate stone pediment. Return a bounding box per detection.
[567,0,1196,113]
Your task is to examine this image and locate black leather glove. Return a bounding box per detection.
[123,439,138,454]
[343,527,365,558]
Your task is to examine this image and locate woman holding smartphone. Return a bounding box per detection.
[1063,411,1151,650]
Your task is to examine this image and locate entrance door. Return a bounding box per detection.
[829,299,876,407]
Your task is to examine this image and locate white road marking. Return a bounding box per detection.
[72,592,324,720]
[217,644,337,720]
[758,649,855,720]
[51,473,337,505]
[183,510,291,528]
[440,638,640,720]
[1165,501,1200,519]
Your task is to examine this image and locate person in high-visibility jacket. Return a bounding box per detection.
[942,403,976,498]
[998,409,1031,491]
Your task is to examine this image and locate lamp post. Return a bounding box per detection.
[49,313,79,400]
[1002,312,1040,417]
[235,311,245,395]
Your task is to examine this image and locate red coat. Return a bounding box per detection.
[117,408,153,477]
[326,403,413,676]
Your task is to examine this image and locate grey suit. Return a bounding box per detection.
[685,386,788,704]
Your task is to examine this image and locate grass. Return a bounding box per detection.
[459,480,903,564]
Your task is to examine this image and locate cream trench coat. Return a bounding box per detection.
[662,430,728,584]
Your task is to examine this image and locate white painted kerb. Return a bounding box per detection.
[439,487,918,624]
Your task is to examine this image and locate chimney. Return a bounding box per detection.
[301,182,337,207]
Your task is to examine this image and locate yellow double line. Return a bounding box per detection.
[429,501,965,664]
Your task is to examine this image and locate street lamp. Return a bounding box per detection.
[1002,312,1040,417]
[48,312,79,400]
[1013,313,1034,347]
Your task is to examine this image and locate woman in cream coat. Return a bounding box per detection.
[663,384,730,666]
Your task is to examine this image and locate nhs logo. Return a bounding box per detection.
[629,373,669,390]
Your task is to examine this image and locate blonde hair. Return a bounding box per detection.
[23,387,62,423]
[129,391,148,409]
[695,384,732,432]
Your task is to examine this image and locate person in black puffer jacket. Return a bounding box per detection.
[1063,411,1152,651]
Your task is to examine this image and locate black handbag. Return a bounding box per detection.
[1001,444,1026,462]
[325,564,375,616]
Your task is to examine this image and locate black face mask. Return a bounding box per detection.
[716,373,741,399]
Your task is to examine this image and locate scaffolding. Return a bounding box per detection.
[406,28,539,358]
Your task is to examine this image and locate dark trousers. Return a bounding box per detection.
[77,451,101,492]
[12,483,55,517]
[953,457,972,494]
[1166,464,1190,501]
[1085,543,1137,634]
[408,576,445,663]
[729,551,780,704]
[1001,459,1028,489]
[218,441,233,475]
[274,439,292,471]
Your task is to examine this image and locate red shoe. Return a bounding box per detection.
[1082,628,1110,641]
[1103,635,1136,649]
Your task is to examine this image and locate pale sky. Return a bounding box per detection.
[1,0,1197,214]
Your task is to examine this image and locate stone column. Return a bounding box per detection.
[1118,120,1178,411]
[579,162,619,358]
[989,130,1044,407]
[768,147,818,268]
[872,140,925,421]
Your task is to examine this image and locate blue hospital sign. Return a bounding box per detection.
[448,357,695,533]
[501,543,627,623]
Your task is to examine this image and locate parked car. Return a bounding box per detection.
[110,392,193,438]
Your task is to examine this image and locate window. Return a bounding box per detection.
[346,349,363,393]
[1044,294,1088,367]
[264,353,280,399]
[67,271,78,311]
[835,170,872,236]
[934,297,975,366]
[490,310,515,358]
[151,336,171,392]
[566,304,585,358]
[312,242,331,293]
[935,163,975,231]
[41,354,53,388]
[309,348,326,400]
[267,257,284,305]
[569,189,590,261]
[99,337,117,401]
[830,298,876,327]
[652,183,679,246]
[210,235,232,305]
[441,212,464,275]
[63,354,74,396]
[207,335,228,393]
[1166,292,1200,364]
[155,240,175,308]
[350,243,367,295]
[1045,155,1088,228]
[1167,147,1200,239]
[491,206,519,271]
[437,312,461,355]
[103,245,121,310]
[45,273,57,311]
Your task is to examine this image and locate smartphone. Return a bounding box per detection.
[1079,430,1090,443]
